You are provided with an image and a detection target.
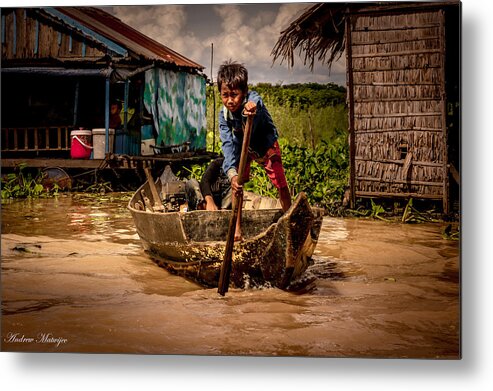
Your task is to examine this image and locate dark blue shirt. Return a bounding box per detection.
[219,90,278,179]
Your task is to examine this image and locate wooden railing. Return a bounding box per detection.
[1,126,71,152]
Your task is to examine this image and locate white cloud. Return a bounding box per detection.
[274,3,311,31]
[108,3,347,86]
[214,5,244,32]
[112,5,204,64]
[209,5,255,65]
[205,2,347,85]
[113,5,185,43]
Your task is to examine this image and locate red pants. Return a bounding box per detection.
[243,141,288,190]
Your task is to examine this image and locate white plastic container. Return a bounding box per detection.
[92,128,115,159]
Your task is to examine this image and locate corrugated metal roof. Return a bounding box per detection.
[49,6,204,71]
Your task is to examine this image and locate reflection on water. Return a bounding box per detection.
[1,194,460,358]
[2,194,140,245]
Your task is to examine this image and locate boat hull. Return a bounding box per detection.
[128,181,324,288]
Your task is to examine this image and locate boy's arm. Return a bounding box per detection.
[219,110,239,180]
[244,91,266,137]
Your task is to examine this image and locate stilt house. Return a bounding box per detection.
[1,7,207,163]
[273,1,460,214]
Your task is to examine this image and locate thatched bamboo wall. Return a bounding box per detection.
[1,9,105,61]
[347,9,447,203]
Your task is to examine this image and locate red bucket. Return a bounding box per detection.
[70,129,93,159]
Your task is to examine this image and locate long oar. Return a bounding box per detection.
[218,113,254,296]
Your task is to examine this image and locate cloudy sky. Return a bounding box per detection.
[101,2,347,86]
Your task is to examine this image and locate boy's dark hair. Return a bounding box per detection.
[217,60,248,93]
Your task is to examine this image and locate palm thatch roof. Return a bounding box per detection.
[272,3,350,71]
[271,1,459,71]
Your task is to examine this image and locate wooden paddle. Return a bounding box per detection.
[217,113,254,295]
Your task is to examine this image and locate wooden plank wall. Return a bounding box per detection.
[1,8,105,61]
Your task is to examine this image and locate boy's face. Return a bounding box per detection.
[220,84,244,113]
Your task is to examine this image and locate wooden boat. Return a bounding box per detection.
[128,166,324,289]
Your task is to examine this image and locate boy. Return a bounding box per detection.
[217,60,291,240]
[184,157,231,211]
[200,157,232,211]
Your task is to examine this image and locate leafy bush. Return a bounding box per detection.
[254,82,346,109]
[242,132,349,211]
[1,164,59,199]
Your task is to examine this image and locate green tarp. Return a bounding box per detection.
[144,68,206,151]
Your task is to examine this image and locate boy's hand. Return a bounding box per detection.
[243,101,257,116]
[231,175,243,196]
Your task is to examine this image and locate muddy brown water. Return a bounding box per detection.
[1,194,460,358]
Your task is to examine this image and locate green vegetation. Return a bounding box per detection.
[345,197,444,224]
[1,164,60,199]
[401,198,440,223]
[178,164,206,181]
[85,181,113,195]
[254,82,346,108]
